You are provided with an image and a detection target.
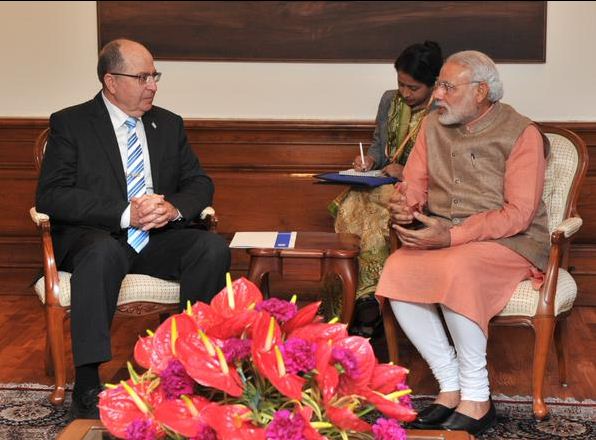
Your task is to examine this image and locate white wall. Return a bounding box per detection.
[1,1,595,121]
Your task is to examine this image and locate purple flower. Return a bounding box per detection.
[372,418,406,440]
[331,347,359,379]
[281,338,316,374]
[222,337,252,363]
[256,298,298,322]
[160,359,195,399]
[126,419,158,440]
[190,424,217,440]
[265,410,306,440]
[396,380,412,409]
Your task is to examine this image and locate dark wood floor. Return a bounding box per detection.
[0,294,594,401]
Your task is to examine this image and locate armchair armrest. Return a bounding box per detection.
[553,217,582,239]
[537,216,583,316]
[29,207,62,307]
[30,207,49,226]
[198,206,218,232]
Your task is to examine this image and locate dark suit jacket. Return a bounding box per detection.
[36,92,214,266]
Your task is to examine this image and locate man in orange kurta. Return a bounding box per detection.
[376,51,549,435]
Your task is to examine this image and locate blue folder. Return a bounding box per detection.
[314,172,398,188]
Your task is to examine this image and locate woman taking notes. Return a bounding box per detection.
[329,41,443,336]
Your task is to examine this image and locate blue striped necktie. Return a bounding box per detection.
[124,117,149,252]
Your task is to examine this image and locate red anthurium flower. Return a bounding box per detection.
[206,309,259,340]
[176,331,244,397]
[153,395,213,438]
[288,322,348,345]
[210,276,263,319]
[133,334,154,371]
[251,311,282,352]
[369,363,409,394]
[282,301,323,334]
[134,313,198,374]
[295,406,327,440]
[202,404,266,440]
[314,341,339,402]
[251,311,305,400]
[362,389,417,423]
[98,380,164,439]
[253,344,306,400]
[190,301,223,332]
[332,336,376,395]
[326,401,372,433]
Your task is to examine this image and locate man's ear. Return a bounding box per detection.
[476,82,490,103]
[103,75,116,95]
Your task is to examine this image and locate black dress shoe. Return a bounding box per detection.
[440,400,497,435]
[70,386,102,419]
[409,403,456,429]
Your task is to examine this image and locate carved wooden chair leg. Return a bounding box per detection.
[553,319,568,386]
[44,333,54,376]
[46,305,67,406]
[532,316,555,420]
[382,299,400,365]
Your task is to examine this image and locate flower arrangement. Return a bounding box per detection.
[99,275,417,439]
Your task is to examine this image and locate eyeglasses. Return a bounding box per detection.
[110,72,162,85]
[434,80,481,95]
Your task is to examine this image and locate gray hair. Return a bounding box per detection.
[446,50,504,102]
[97,40,126,86]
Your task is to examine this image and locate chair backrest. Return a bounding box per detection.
[34,127,50,174]
[538,124,588,234]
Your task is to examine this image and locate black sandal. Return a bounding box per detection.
[348,297,383,338]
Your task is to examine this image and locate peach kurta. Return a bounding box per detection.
[376,122,546,334]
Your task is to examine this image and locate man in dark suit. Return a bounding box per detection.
[36,39,231,418]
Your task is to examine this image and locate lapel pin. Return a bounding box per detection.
[151,122,157,129]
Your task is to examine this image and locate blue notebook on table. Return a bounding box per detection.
[229,232,297,249]
[314,172,398,188]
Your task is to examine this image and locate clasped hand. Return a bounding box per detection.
[130,194,177,231]
[389,182,451,249]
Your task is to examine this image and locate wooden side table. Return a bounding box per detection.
[247,232,360,325]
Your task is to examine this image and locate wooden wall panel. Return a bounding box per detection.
[1,118,595,306]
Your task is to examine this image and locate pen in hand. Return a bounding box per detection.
[359,142,366,171]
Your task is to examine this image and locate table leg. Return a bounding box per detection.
[247,256,280,299]
[327,258,357,326]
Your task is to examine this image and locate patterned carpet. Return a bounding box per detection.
[412,394,595,439]
[0,384,594,439]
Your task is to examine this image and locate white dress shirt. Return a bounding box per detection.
[101,92,154,228]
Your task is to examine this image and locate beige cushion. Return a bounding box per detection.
[497,133,580,319]
[34,271,180,308]
[542,133,579,233]
[498,268,576,317]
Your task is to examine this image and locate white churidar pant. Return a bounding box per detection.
[390,300,490,401]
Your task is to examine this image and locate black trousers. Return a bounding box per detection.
[60,227,231,367]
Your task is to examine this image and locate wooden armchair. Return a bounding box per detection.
[382,124,588,420]
[31,128,218,405]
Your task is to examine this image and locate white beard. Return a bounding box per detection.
[436,93,479,126]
